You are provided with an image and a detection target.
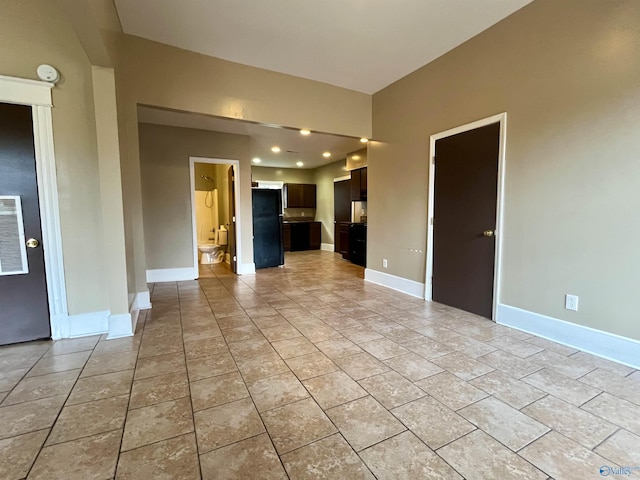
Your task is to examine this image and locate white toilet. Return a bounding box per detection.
[198,226,228,264]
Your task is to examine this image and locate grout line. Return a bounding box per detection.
[590,427,621,453]
[22,334,113,478]
[198,270,292,478]
[176,281,206,480]
[4,253,638,478]
[114,285,155,477]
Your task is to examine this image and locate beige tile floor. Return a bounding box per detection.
[1,250,639,479]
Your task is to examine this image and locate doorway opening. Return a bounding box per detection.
[425,113,507,320]
[189,157,241,277]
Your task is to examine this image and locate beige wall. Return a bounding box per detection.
[251,166,315,184]
[1,0,113,315]
[138,123,250,270]
[251,167,316,220]
[113,34,371,292]
[92,66,129,314]
[314,160,350,244]
[370,0,640,340]
[252,161,348,244]
[193,163,217,191]
[346,147,368,171]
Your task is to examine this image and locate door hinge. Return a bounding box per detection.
[233,255,237,262]
[430,217,434,226]
[432,156,436,165]
[232,216,236,222]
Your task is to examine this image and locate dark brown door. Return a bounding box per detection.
[432,122,500,319]
[0,103,50,345]
[334,180,351,252]
[227,165,237,273]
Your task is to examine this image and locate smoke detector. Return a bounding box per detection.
[36,64,60,84]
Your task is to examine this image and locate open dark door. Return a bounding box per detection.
[0,103,51,345]
[334,180,351,252]
[432,123,500,319]
[227,165,237,273]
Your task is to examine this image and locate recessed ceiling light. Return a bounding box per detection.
[271,146,281,153]
[296,161,304,167]
[252,158,261,163]
[300,129,311,136]
[323,152,331,158]
[352,155,360,160]
[360,138,369,143]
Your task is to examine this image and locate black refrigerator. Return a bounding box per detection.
[252,189,284,269]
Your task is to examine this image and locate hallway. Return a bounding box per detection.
[1,251,639,479]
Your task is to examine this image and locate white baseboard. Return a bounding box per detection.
[130,308,140,337]
[364,269,425,299]
[321,243,334,252]
[146,267,197,283]
[130,291,152,310]
[237,262,256,275]
[497,304,640,369]
[67,310,109,338]
[50,313,71,340]
[51,305,142,341]
[128,291,152,337]
[108,313,133,339]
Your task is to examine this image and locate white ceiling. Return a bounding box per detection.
[138,106,363,169]
[115,0,533,94]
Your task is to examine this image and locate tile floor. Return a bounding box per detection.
[1,250,639,479]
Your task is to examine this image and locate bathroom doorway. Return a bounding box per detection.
[189,157,241,276]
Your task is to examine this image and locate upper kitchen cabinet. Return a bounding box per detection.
[284,183,316,208]
[350,167,367,201]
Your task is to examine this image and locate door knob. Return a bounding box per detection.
[26,238,40,248]
[483,230,495,237]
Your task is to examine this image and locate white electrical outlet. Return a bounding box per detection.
[383,259,388,268]
[565,294,579,311]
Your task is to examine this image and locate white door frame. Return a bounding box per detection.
[425,112,507,321]
[189,157,243,276]
[0,75,69,338]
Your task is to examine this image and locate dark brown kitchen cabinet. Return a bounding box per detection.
[284,183,316,208]
[284,183,303,207]
[349,223,367,267]
[339,222,351,259]
[350,167,367,201]
[282,223,291,251]
[303,184,317,208]
[309,222,321,250]
[283,222,321,251]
